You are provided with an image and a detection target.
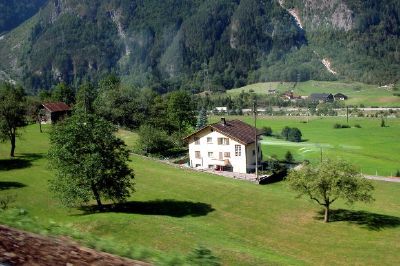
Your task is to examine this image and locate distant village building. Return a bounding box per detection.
[184,118,262,174]
[334,93,348,100]
[281,91,301,102]
[309,93,334,103]
[268,89,277,94]
[242,108,266,115]
[214,106,228,113]
[41,102,71,124]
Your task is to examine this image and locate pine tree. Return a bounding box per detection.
[196,108,208,130]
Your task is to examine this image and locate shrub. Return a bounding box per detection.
[333,123,350,129]
[0,193,16,210]
[281,127,302,142]
[396,170,400,177]
[333,123,342,129]
[288,127,302,142]
[285,151,294,163]
[381,118,386,127]
[136,124,174,155]
[262,126,272,136]
[186,246,221,266]
[281,126,290,140]
[354,124,362,128]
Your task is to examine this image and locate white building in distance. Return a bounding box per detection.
[184,118,262,174]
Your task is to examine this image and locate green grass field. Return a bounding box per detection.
[1,124,400,265]
[210,116,400,177]
[227,81,400,107]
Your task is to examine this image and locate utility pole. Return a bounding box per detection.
[346,106,349,124]
[254,100,258,180]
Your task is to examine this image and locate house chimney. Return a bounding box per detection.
[221,117,226,125]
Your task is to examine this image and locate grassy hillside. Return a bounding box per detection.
[1,124,400,265]
[227,81,400,107]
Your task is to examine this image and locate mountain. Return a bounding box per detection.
[0,0,398,93]
[0,0,47,34]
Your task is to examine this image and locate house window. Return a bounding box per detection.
[208,152,214,158]
[217,138,229,145]
[207,137,213,144]
[195,151,201,159]
[194,137,200,145]
[224,152,231,158]
[235,145,241,156]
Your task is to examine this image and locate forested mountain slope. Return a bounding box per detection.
[281,0,400,84]
[0,0,47,34]
[0,0,398,93]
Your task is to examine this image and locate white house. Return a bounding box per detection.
[214,106,228,113]
[184,118,262,174]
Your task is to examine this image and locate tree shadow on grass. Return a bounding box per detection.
[0,153,44,171]
[0,181,26,190]
[315,209,400,231]
[78,199,215,218]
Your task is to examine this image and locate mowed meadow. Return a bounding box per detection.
[222,116,400,177]
[1,123,400,265]
[227,80,400,107]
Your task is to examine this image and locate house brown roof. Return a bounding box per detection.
[42,102,71,112]
[184,119,262,145]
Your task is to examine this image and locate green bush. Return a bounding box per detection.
[333,123,342,129]
[288,127,302,142]
[285,151,294,163]
[0,193,16,210]
[281,127,302,142]
[262,126,273,136]
[186,246,221,266]
[333,123,351,129]
[136,124,174,155]
[354,124,362,128]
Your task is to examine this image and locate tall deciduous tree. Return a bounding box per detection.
[51,83,75,105]
[0,83,27,157]
[167,90,196,137]
[75,82,97,114]
[48,112,135,208]
[286,159,374,223]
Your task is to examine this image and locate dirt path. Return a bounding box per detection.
[0,225,150,266]
[364,175,400,183]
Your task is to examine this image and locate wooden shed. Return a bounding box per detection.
[41,102,71,124]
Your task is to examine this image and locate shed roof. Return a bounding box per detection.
[42,102,71,112]
[184,119,262,145]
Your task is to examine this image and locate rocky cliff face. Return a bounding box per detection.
[282,0,354,31]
